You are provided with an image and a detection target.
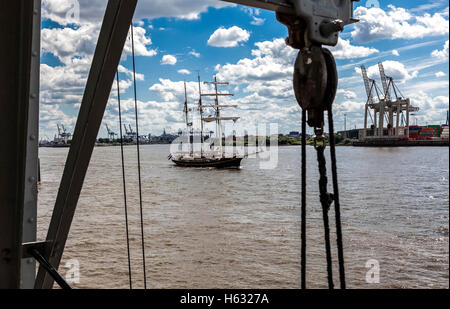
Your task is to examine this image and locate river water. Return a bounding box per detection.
[37,145,449,289]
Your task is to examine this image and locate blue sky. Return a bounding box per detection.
[39,0,449,139]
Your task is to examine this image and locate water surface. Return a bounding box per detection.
[37,145,449,289]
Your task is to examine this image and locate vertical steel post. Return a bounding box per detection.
[406,100,410,139]
[379,103,384,138]
[0,0,35,289]
[373,110,377,137]
[35,0,137,289]
[21,0,41,289]
[363,104,368,139]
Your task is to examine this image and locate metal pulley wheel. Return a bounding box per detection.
[293,46,338,128]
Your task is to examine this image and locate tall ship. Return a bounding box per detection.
[170,75,244,168]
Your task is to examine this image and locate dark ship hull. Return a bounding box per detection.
[172,157,243,168]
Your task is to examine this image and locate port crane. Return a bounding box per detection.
[123,124,138,141]
[1,0,357,290]
[361,62,419,140]
[55,124,72,144]
[105,124,117,141]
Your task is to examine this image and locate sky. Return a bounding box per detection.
[39,0,449,140]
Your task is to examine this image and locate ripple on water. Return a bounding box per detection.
[37,145,449,289]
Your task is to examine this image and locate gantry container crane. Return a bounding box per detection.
[361,62,419,140]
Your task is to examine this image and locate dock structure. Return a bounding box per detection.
[360,63,419,141]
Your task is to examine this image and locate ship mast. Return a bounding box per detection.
[197,72,204,157]
[183,80,189,127]
[202,75,238,157]
[183,80,194,157]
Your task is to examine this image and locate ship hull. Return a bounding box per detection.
[172,157,243,168]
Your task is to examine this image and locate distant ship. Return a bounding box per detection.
[170,75,244,168]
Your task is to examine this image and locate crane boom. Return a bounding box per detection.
[378,62,391,101]
[360,65,374,105]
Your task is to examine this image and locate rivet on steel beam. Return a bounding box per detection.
[30,94,37,99]
[30,135,36,141]
[28,217,35,223]
[29,176,36,183]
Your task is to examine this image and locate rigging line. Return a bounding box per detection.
[116,71,133,289]
[301,109,307,289]
[131,23,148,289]
[327,108,346,289]
[316,143,334,289]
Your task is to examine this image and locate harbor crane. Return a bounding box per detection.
[123,124,138,141]
[361,62,419,140]
[378,62,392,102]
[55,124,72,144]
[105,124,117,141]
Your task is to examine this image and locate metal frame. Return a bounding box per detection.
[21,0,42,289]
[0,0,35,289]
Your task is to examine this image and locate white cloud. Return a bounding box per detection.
[351,6,449,43]
[329,38,379,59]
[215,38,297,113]
[207,26,250,48]
[42,0,233,25]
[337,89,357,100]
[178,69,191,75]
[150,79,215,103]
[189,50,201,58]
[123,27,158,57]
[41,24,156,65]
[41,24,98,64]
[118,65,144,81]
[392,49,400,56]
[251,17,265,26]
[216,38,295,85]
[359,61,418,83]
[161,54,177,65]
[408,91,449,122]
[431,40,449,60]
[241,7,265,26]
[435,71,446,77]
[335,100,365,114]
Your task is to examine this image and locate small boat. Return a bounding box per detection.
[170,75,244,168]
